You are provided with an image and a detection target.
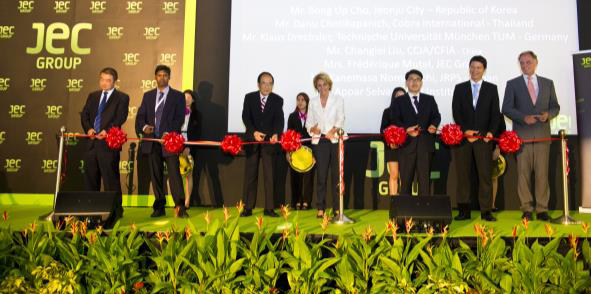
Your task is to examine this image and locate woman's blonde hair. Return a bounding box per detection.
[313,72,333,91]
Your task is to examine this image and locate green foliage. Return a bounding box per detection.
[1,214,591,293]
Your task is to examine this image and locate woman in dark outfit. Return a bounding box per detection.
[380,87,407,196]
[287,92,314,210]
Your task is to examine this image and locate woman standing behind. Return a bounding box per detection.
[182,89,200,209]
[287,92,314,210]
[380,87,407,196]
[307,72,345,218]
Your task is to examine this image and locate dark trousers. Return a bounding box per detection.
[313,141,339,211]
[242,145,275,211]
[290,166,314,207]
[148,143,185,210]
[84,148,123,214]
[399,149,432,196]
[452,141,493,212]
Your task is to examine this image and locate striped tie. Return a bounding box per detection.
[260,96,267,112]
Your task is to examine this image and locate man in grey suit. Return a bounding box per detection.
[502,51,560,221]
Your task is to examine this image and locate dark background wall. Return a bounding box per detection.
[186,0,590,210]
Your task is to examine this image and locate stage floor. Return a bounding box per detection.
[3,205,591,237]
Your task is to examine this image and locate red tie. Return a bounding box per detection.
[527,76,537,105]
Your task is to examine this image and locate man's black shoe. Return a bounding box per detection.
[481,211,497,222]
[454,211,471,221]
[151,208,165,218]
[176,208,189,219]
[537,212,550,221]
[521,211,533,221]
[264,209,279,217]
[240,209,253,217]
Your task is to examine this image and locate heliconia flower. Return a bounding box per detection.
[320,214,330,232]
[56,220,64,231]
[236,200,245,214]
[256,215,264,231]
[473,224,483,236]
[30,221,37,233]
[223,206,231,223]
[88,232,97,245]
[184,225,192,240]
[544,224,554,238]
[442,225,449,237]
[156,231,164,243]
[482,234,489,248]
[280,204,290,222]
[522,217,529,230]
[426,244,433,256]
[164,230,171,242]
[426,226,434,237]
[582,222,589,235]
[362,225,374,243]
[2,211,7,221]
[487,227,494,239]
[282,228,290,241]
[569,233,578,250]
[80,221,88,237]
[133,282,144,291]
[512,224,518,239]
[96,225,104,236]
[131,223,137,231]
[70,221,78,235]
[204,211,211,225]
[405,218,414,234]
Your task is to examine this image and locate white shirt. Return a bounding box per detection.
[306,93,345,143]
[143,86,170,132]
[522,74,539,96]
[99,88,114,104]
[181,111,190,140]
[408,92,420,113]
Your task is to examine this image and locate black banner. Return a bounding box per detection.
[0,0,194,194]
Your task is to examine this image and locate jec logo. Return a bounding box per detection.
[126,1,143,14]
[162,2,179,14]
[53,1,70,13]
[30,78,47,92]
[67,79,83,92]
[0,26,15,39]
[159,53,176,66]
[42,159,58,173]
[9,105,25,118]
[4,159,21,172]
[90,1,106,14]
[582,57,591,69]
[46,105,63,119]
[123,53,140,66]
[128,106,138,118]
[107,26,123,40]
[26,22,92,70]
[65,132,79,146]
[140,79,156,92]
[26,131,43,145]
[144,27,160,40]
[18,1,34,13]
[0,131,6,144]
[119,160,133,174]
[0,78,10,91]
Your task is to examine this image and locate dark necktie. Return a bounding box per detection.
[261,96,267,112]
[93,91,108,132]
[155,91,165,136]
[412,96,419,113]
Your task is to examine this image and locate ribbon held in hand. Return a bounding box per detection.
[383,125,406,146]
[499,131,523,154]
[280,129,302,152]
[221,134,243,156]
[440,123,463,146]
[162,132,185,154]
[105,127,127,150]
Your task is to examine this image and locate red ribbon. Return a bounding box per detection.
[162,132,185,154]
[280,129,302,152]
[383,125,407,146]
[221,135,242,156]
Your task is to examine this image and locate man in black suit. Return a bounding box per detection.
[240,72,284,217]
[80,67,129,219]
[452,56,501,222]
[392,69,441,196]
[136,65,188,218]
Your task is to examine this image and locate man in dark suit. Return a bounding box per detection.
[502,51,560,221]
[392,69,441,196]
[452,56,501,222]
[240,72,284,217]
[136,65,188,218]
[80,67,129,219]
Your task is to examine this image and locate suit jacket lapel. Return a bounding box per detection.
[103,89,117,113]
